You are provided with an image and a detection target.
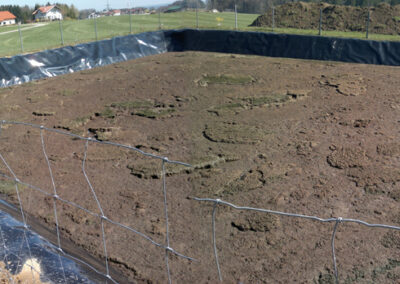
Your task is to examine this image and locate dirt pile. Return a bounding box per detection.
[251,2,400,35]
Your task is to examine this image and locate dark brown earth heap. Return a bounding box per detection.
[1,52,400,283]
[251,1,400,35]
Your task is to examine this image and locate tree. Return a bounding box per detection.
[54,3,79,19]
[206,0,268,13]
[78,9,95,19]
[20,6,32,22]
[0,5,35,23]
[169,0,206,9]
[206,0,216,9]
[66,4,79,18]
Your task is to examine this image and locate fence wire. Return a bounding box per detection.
[1,120,400,282]
[192,197,400,283]
[0,120,195,283]
[2,4,399,58]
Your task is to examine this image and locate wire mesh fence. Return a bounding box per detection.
[0,1,399,57]
[1,120,400,282]
[0,120,195,283]
[0,207,99,283]
[191,197,400,283]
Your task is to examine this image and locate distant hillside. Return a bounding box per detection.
[250,2,400,35]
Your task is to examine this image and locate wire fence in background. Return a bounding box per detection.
[0,1,399,58]
[0,120,195,283]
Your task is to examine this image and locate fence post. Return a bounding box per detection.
[18,22,24,53]
[94,17,98,41]
[59,20,64,45]
[366,8,370,39]
[158,9,161,30]
[129,9,133,34]
[196,0,199,29]
[235,4,238,30]
[272,6,275,32]
[318,7,322,36]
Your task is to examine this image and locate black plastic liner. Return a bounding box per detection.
[0,201,99,283]
[165,29,400,65]
[0,30,168,87]
[1,29,400,87]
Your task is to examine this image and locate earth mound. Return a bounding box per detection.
[250,2,400,35]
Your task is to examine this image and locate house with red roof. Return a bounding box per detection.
[0,11,16,26]
[113,10,121,16]
[33,5,63,21]
[101,9,121,17]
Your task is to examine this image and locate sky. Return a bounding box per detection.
[0,0,175,10]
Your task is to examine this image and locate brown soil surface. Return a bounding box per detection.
[0,52,400,283]
[251,2,400,35]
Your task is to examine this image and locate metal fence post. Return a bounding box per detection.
[18,22,24,53]
[59,20,64,45]
[129,9,133,33]
[235,4,238,30]
[272,6,275,32]
[366,8,370,39]
[318,7,322,36]
[158,9,161,30]
[196,1,199,29]
[94,16,98,41]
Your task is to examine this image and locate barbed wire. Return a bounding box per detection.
[191,197,400,283]
[0,120,196,283]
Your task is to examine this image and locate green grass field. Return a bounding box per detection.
[0,11,399,57]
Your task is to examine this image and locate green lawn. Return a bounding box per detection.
[0,25,22,33]
[247,26,400,41]
[0,11,399,57]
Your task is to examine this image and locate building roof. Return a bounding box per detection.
[33,5,57,15]
[0,11,16,21]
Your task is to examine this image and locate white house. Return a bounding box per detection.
[33,5,63,21]
[88,12,100,19]
[102,9,121,17]
[0,11,16,26]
